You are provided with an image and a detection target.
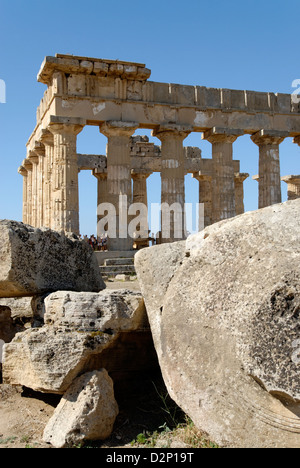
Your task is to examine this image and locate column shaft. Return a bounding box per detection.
[28,152,39,227]
[23,159,33,226]
[18,165,28,224]
[33,143,46,227]
[251,130,287,209]
[234,173,249,215]
[40,132,54,229]
[48,123,83,234]
[153,126,190,243]
[93,169,108,238]
[192,173,212,228]
[131,171,151,243]
[100,121,138,251]
[203,128,241,223]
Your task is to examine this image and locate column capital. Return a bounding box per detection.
[48,116,85,136]
[202,127,243,144]
[282,175,300,184]
[152,124,192,140]
[92,168,107,180]
[192,172,212,182]
[18,165,27,177]
[33,141,45,157]
[131,169,153,179]
[40,129,54,146]
[251,129,289,146]
[100,120,139,138]
[235,172,249,183]
[293,135,300,146]
[23,158,33,171]
[252,174,259,182]
[28,150,39,164]
[48,122,84,136]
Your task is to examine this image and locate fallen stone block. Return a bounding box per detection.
[2,289,148,393]
[0,220,105,297]
[43,370,119,448]
[135,199,300,448]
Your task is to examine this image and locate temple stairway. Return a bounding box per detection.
[94,251,137,279]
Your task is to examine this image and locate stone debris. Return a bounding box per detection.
[0,220,105,298]
[2,289,148,394]
[43,369,119,448]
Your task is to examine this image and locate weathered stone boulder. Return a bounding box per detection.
[0,295,46,346]
[135,199,300,448]
[43,370,119,448]
[0,220,105,297]
[2,289,149,393]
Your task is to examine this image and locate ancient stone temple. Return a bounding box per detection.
[18,54,300,251]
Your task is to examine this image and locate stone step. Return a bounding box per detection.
[94,251,136,266]
[100,265,136,275]
[104,258,134,266]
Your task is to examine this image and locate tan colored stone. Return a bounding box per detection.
[135,198,300,448]
[251,130,288,209]
[282,175,300,201]
[99,121,139,251]
[152,126,191,243]
[2,289,147,393]
[43,370,119,448]
[203,128,243,223]
[0,220,105,298]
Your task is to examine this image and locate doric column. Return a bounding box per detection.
[234,173,249,215]
[251,130,288,209]
[92,169,108,238]
[32,142,45,227]
[40,131,54,230]
[131,170,152,242]
[18,165,28,225]
[152,125,191,243]
[281,175,300,201]
[48,120,84,234]
[203,128,242,223]
[192,173,212,228]
[27,151,39,227]
[100,120,139,251]
[23,159,33,226]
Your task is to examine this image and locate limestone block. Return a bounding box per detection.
[114,274,130,282]
[44,289,147,332]
[2,289,147,393]
[67,74,86,96]
[0,220,105,298]
[135,199,300,448]
[0,295,45,345]
[0,296,37,320]
[43,370,119,448]
[93,62,109,76]
[79,60,93,74]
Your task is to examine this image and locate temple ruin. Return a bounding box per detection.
[18,54,300,251]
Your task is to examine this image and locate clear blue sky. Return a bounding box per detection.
[0,0,299,235]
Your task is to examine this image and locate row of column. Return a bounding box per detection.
[19,122,300,251]
[19,122,83,235]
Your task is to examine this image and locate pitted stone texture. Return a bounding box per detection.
[43,370,119,448]
[0,295,46,319]
[44,289,147,332]
[2,289,147,393]
[0,220,105,297]
[135,199,300,448]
